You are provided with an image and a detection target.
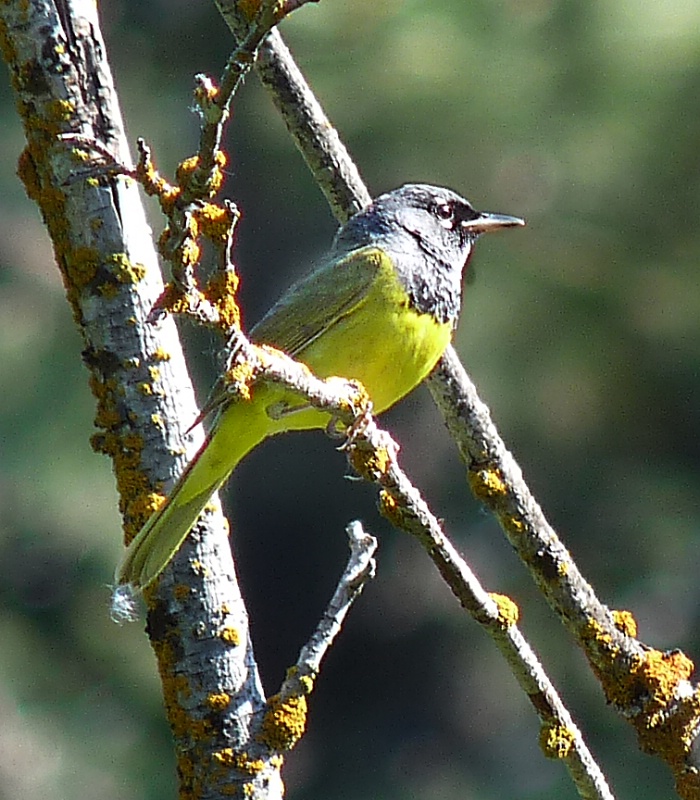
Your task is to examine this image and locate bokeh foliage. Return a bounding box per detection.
[1,1,699,797]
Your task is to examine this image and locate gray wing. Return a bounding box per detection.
[250,246,386,356]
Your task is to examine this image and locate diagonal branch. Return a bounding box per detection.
[212,4,700,797]
[260,521,377,752]
[198,325,616,800]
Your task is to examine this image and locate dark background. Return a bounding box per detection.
[1,1,699,797]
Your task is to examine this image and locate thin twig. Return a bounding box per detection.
[189,1,320,199]
[258,522,377,752]
[256,29,371,222]
[293,520,377,679]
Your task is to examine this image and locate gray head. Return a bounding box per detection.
[333,184,524,324]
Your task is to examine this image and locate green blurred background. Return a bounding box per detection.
[1,0,700,797]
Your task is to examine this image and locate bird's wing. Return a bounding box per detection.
[191,246,386,426]
[250,245,386,355]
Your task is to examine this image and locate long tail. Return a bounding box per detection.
[115,396,270,591]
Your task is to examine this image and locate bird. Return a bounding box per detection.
[116,183,524,590]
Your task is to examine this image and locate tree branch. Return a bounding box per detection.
[211,4,700,796]
[0,2,279,798]
[193,326,617,799]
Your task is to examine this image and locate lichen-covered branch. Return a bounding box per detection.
[429,348,700,797]
[189,0,319,198]
[200,327,615,799]
[0,1,278,798]
[211,5,700,797]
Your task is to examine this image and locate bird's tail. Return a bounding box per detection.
[115,396,269,592]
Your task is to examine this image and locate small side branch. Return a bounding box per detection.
[257,522,377,752]
[294,520,377,678]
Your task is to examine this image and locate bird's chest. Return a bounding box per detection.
[302,270,453,413]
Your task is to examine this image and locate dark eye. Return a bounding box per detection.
[435,202,454,224]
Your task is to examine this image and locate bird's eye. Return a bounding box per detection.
[435,202,454,224]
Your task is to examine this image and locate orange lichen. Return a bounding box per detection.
[208,150,227,196]
[539,723,575,759]
[259,694,308,751]
[46,98,75,124]
[89,374,122,430]
[220,626,241,647]
[596,641,694,720]
[157,282,197,316]
[612,609,638,638]
[378,490,403,527]
[63,246,99,289]
[206,693,231,712]
[348,444,392,483]
[211,749,265,776]
[223,360,256,402]
[136,154,181,208]
[206,269,241,332]
[152,639,206,740]
[468,467,508,503]
[489,593,520,628]
[642,685,700,764]
[198,201,235,242]
[123,491,163,526]
[177,236,201,268]
[191,560,210,579]
[71,147,92,164]
[194,80,220,104]
[150,413,165,430]
[175,154,201,186]
[88,375,158,533]
[108,252,147,284]
[639,650,694,711]
[501,514,525,535]
[152,347,171,362]
[581,616,619,655]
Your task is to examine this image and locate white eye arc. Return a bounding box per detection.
[435,202,455,227]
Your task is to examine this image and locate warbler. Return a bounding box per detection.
[116,184,524,590]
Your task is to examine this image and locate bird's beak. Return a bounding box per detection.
[462,212,526,234]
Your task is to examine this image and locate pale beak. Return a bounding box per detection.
[462,212,526,234]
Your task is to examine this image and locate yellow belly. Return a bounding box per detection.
[298,261,452,413]
[301,298,450,412]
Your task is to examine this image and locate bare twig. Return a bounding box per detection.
[295,520,377,678]
[256,29,371,222]
[259,521,377,752]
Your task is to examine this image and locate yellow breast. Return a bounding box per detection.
[300,256,453,413]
